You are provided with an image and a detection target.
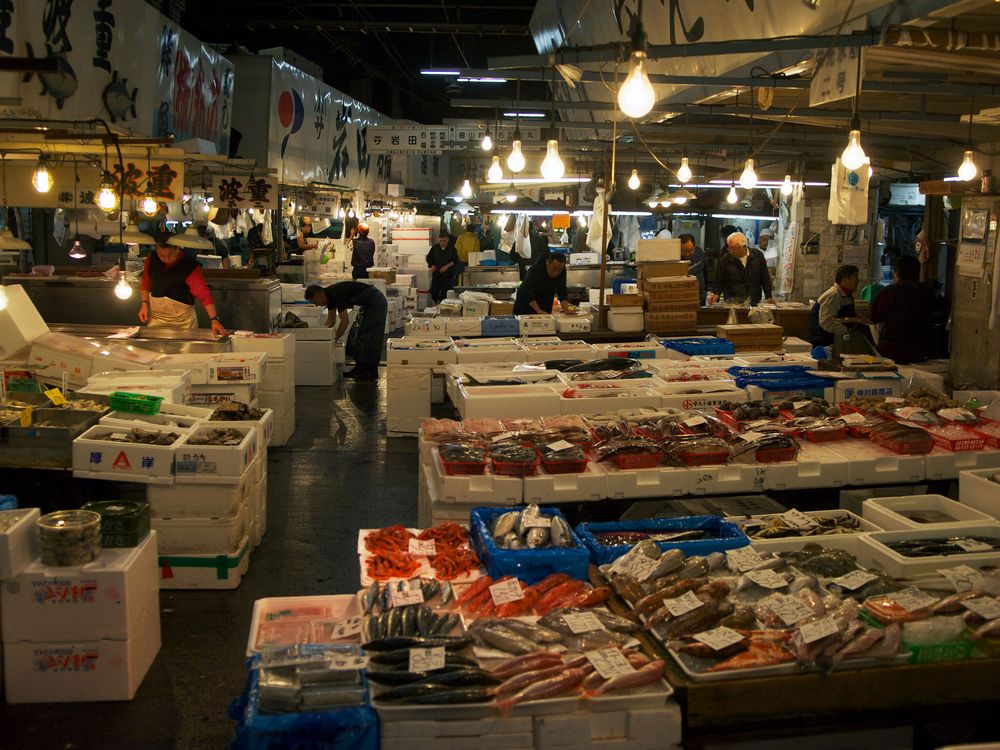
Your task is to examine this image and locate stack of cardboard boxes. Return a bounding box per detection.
[635,238,697,335]
[715,323,785,352]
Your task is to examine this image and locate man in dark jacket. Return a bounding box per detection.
[677,233,708,305]
[350,222,376,279]
[870,256,933,363]
[513,252,574,315]
[708,231,774,305]
[426,230,459,303]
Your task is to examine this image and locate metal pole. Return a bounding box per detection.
[597,158,611,331]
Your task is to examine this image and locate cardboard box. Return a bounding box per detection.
[386,339,457,366]
[482,316,520,337]
[2,532,158,642]
[554,314,591,333]
[3,602,160,703]
[489,301,514,316]
[645,311,697,334]
[73,426,186,483]
[369,269,397,284]
[175,424,258,484]
[609,294,643,307]
[641,275,699,293]
[716,323,784,340]
[445,317,483,337]
[517,315,557,336]
[645,300,698,313]
[462,299,491,317]
[834,375,903,401]
[636,238,681,262]
[636,261,689,278]
[386,366,432,433]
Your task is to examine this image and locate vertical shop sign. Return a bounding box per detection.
[92,0,113,73]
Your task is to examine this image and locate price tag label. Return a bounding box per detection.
[962,597,1000,620]
[832,570,878,591]
[885,396,905,404]
[682,416,707,428]
[408,646,446,673]
[563,611,604,634]
[738,431,766,442]
[799,616,839,644]
[107,432,128,441]
[489,578,524,606]
[390,586,425,608]
[725,546,766,573]
[408,538,437,556]
[890,586,938,612]
[585,648,636,680]
[44,388,67,406]
[546,439,575,452]
[780,509,818,530]
[693,626,745,651]
[522,514,552,529]
[793,401,811,410]
[327,617,363,640]
[663,590,704,618]
[745,569,788,590]
[492,432,516,443]
[954,538,993,553]
[938,565,985,593]
[765,594,815,626]
[610,551,661,581]
[840,412,867,425]
[19,406,32,427]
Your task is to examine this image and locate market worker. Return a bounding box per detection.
[304,282,387,382]
[677,233,708,305]
[756,226,775,253]
[707,231,775,305]
[513,251,576,315]
[870,255,933,364]
[350,222,376,279]
[295,216,319,252]
[807,264,860,347]
[139,231,226,335]
[426,229,459,303]
[454,223,480,284]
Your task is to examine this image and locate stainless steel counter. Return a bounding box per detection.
[48,324,232,353]
[5,275,281,333]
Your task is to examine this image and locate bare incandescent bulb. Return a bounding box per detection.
[840,129,867,171]
[487,156,503,182]
[617,50,655,119]
[480,132,493,151]
[540,139,565,180]
[114,272,133,300]
[726,183,739,204]
[627,169,640,191]
[958,149,978,182]
[780,174,793,196]
[739,158,758,190]
[460,179,473,198]
[507,140,526,173]
[676,157,692,183]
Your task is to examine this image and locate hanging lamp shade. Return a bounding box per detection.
[119,223,156,246]
[168,226,214,250]
[0,229,31,250]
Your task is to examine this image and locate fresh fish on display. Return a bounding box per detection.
[549,515,575,547]
[494,668,588,715]
[969,617,1000,640]
[704,640,795,673]
[677,557,711,579]
[887,536,1000,558]
[561,629,630,651]
[491,664,569,697]
[475,622,538,655]
[363,635,472,652]
[582,660,666,698]
[526,527,550,548]
[363,582,380,615]
[369,649,479,668]
[409,669,502,688]
[930,589,989,614]
[499,618,564,643]
[490,651,564,679]
[782,544,859,577]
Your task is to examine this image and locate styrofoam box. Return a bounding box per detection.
[175,424,257,483]
[430,453,522,505]
[523,463,609,503]
[593,342,664,360]
[733,510,879,549]
[861,523,1000,577]
[688,464,759,495]
[746,385,836,403]
[748,532,879,566]
[252,472,267,546]
[559,390,660,416]
[406,318,449,337]
[2,532,158,642]
[208,409,274,451]
[459,384,562,419]
[518,315,557,336]
[379,716,532,738]
[604,465,689,499]
[257,390,294,415]
[73,425,187,484]
[462,299,491,318]
[270,403,295,447]
[445,317,483,337]
[230,332,295,359]
[607,308,644,333]
[863,494,994,531]
[260,358,293,393]
[187,383,258,406]
[454,337,522,347]
[746,442,848,491]
[87,369,192,404]
[280,327,335,341]
[77,384,181,404]
[554,315,591,333]
[636,238,681,262]
[101,411,205,433]
[521,341,596,363]
[454,345,526,365]
[834,375,903,402]
[162,353,267,385]
[296,339,335,363]
[28,332,104,386]
[655,381,748,411]
[3,602,160,703]
[823,439,925,485]
[148,466,254,518]
[0,508,40,580]
[387,338,458,366]
[152,501,251,554]
[0,284,49,360]
[158,533,251,589]
[387,366,432,433]
[960,468,1000,519]
[297,358,335,387]
[925,447,1000,481]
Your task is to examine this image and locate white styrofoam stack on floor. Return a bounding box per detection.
[2,532,161,703]
[295,338,336,386]
[387,366,432,435]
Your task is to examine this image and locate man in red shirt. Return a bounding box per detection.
[139,231,227,335]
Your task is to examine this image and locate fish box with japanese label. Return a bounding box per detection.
[73,426,188,484]
[860,524,1000,577]
[175,424,257,484]
[636,261,689,280]
[655,381,748,410]
[229,333,296,359]
[636,238,681,263]
[187,383,258,406]
[645,312,697,334]
[643,275,699,297]
[834,376,903,402]
[645,299,699,314]
[609,294,643,307]
[517,315,557,336]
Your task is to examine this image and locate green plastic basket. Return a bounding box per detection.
[904,639,974,664]
[108,391,163,415]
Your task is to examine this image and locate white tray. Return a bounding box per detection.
[667,645,909,682]
[959,468,1000,519]
[862,494,994,530]
[246,594,360,656]
[860,523,1000,577]
[729,509,880,548]
[924,447,1000,481]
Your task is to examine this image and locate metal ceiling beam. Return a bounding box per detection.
[241,19,529,35]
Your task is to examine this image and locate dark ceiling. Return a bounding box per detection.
[173,0,541,123]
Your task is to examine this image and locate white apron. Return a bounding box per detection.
[148,295,198,329]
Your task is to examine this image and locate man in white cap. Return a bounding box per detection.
[756,226,775,254]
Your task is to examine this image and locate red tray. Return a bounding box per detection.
[755,445,799,463]
[872,435,934,455]
[715,408,740,430]
[441,458,488,476]
[492,458,540,476]
[803,426,847,443]
[925,426,986,453]
[968,419,1000,449]
[608,452,663,470]
[676,450,730,467]
[541,458,590,474]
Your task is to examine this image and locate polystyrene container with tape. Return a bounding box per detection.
[862,494,995,530]
[152,501,251,554]
[860,523,1000,577]
[158,533,251,589]
[558,389,660,416]
[148,465,255,518]
[959,468,1000,519]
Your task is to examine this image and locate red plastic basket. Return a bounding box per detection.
[967,419,1000,449]
[541,457,590,474]
[609,452,663,470]
[676,450,730,467]
[715,408,740,429]
[873,435,934,455]
[755,445,799,463]
[492,458,540,476]
[804,426,847,443]
[926,426,986,453]
[441,458,488,476]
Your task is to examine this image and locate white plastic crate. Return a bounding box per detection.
[158,534,251,589]
[253,472,267,546]
[823,439,925,485]
[862,494,994,530]
[147,467,254,518]
[603,465,689,499]
[523,462,609,503]
[175,424,257,484]
[0,508,40,580]
[959,468,1000,519]
[861,524,1000,577]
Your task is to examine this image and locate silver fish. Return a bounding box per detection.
[516,504,542,536]
[388,607,403,637]
[476,623,536,655]
[861,622,902,658]
[550,515,574,547]
[829,626,884,669]
[677,557,709,579]
[650,549,686,580]
[421,579,441,602]
[789,574,818,593]
[364,582,380,615]
[432,613,460,636]
[492,511,520,539]
[439,582,454,606]
[500,618,564,643]
[705,551,727,571]
[526,527,550,548]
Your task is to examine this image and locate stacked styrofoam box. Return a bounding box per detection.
[83,369,192,404]
[163,352,267,408]
[2,532,161,702]
[73,424,190,484]
[387,366,432,435]
[232,333,295,447]
[294,335,337,388]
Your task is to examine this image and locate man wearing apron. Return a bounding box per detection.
[807,264,859,347]
[138,231,227,335]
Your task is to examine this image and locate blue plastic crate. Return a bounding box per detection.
[470,506,590,585]
[727,365,831,392]
[573,515,750,566]
[481,316,520,337]
[660,336,735,356]
[0,495,17,511]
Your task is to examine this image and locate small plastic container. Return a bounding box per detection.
[755,445,799,463]
[924,424,986,452]
[82,500,151,548]
[674,448,730,467]
[541,457,590,474]
[492,457,540,476]
[608,451,663,470]
[37,510,102,566]
[108,391,163,415]
[714,409,740,430]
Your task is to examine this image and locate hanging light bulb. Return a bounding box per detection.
[958,149,978,182]
[337,207,345,219]
[487,156,503,182]
[618,51,655,119]
[114,271,133,300]
[627,169,641,191]
[505,183,517,203]
[676,156,692,184]
[840,129,866,171]
[140,190,159,217]
[68,239,87,259]
[0,285,7,311]
[480,131,493,151]
[726,183,739,204]
[865,157,874,179]
[347,208,356,218]
[540,139,565,180]
[460,179,473,198]
[739,158,758,190]
[32,157,53,193]
[578,213,587,228]
[507,139,526,173]
[96,173,118,211]
[645,191,660,208]
[780,174,793,196]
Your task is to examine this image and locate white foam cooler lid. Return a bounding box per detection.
[0,284,49,359]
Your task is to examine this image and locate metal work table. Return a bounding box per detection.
[48,324,232,354]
